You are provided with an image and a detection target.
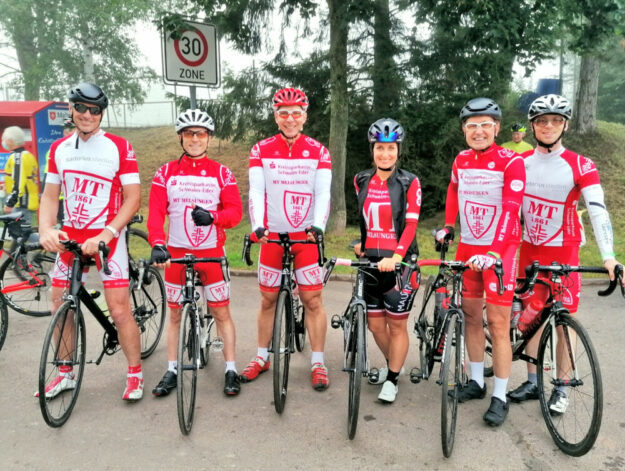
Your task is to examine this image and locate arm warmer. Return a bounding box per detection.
[313,168,332,230]
[581,184,615,260]
[248,166,266,230]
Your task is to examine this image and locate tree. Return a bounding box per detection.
[597,39,625,124]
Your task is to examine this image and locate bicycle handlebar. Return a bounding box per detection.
[242,232,325,268]
[418,258,505,295]
[169,254,230,283]
[59,239,111,275]
[323,254,418,290]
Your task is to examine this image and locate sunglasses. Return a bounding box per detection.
[277,110,304,119]
[73,103,103,115]
[464,121,496,131]
[533,117,566,127]
[181,129,209,138]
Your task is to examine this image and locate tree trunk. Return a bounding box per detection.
[325,0,349,234]
[11,10,40,100]
[372,0,397,116]
[572,54,600,134]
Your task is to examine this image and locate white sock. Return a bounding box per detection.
[257,348,269,362]
[311,351,324,366]
[225,361,237,373]
[168,361,177,373]
[470,362,484,387]
[492,376,509,402]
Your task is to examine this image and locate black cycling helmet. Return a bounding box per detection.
[510,123,526,132]
[67,83,109,110]
[459,97,502,122]
[368,118,405,155]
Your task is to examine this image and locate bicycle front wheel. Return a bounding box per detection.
[272,289,292,414]
[0,300,8,351]
[347,305,365,440]
[38,302,86,427]
[537,314,602,456]
[441,311,462,457]
[177,303,199,435]
[294,296,306,352]
[131,266,166,359]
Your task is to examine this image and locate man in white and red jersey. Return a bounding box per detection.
[39,83,143,401]
[241,87,333,390]
[437,97,526,426]
[507,94,622,413]
[147,109,243,397]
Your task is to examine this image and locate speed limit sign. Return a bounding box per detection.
[162,20,220,87]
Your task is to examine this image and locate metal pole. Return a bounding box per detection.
[190,86,197,108]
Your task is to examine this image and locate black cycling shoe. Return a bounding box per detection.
[483,396,509,426]
[152,370,177,397]
[507,381,539,403]
[224,370,241,396]
[455,379,487,403]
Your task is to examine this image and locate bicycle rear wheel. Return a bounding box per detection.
[441,311,462,457]
[272,289,292,414]
[127,228,151,263]
[537,314,602,456]
[200,316,215,367]
[347,305,365,440]
[38,302,86,427]
[130,266,166,358]
[483,307,494,378]
[0,300,8,351]
[177,303,199,435]
[417,276,437,376]
[294,296,306,352]
[0,251,55,316]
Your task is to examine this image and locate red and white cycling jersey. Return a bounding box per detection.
[147,155,242,249]
[445,144,525,255]
[248,134,332,233]
[46,131,140,229]
[522,148,600,247]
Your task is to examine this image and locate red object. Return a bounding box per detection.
[518,299,545,333]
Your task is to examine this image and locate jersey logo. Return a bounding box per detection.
[510,179,524,192]
[498,148,515,158]
[300,265,324,285]
[63,171,110,229]
[523,196,564,245]
[464,201,496,239]
[304,137,321,148]
[259,267,279,287]
[184,206,213,247]
[283,191,312,228]
[579,157,595,176]
[208,282,229,301]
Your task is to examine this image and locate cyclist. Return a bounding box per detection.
[39,83,143,401]
[436,97,526,426]
[147,109,243,397]
[501,123,533,154]
[507,94,622,413]
[352,118,421,403]
[241,87,332,390]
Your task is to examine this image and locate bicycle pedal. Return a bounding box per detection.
[368,368,379,383]
[210,336,224,352]
[330,314,342,329]
[410,367,423,384]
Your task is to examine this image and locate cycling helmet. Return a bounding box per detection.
[459,97,502,122]
[272,88,309,111]
[527,94,572,121]
[368,118,405,155]
[67,83,108,109]
[510,123,526,132]
[175,109,215,133]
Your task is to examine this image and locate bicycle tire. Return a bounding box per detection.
[483,306,494,378]
[200,316,215,367]
[272,289,291,414]
[0,251,55,316]
[38,301,86,427]
[347,305,365,440]
[441,311,461,457]
[177,303,198,435]
[294,296,306,352]
[130,265,166,359]
[0,300,8,351]
[537,314,602,456]
[417,276,437,376]
[127,228,151,263]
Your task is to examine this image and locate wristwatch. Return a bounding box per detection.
[105,225,120,238]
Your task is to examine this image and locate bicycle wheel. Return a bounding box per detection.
[38,302,86,427]
[417,276,437,375]
[0,300,8,351]
[537,314,602,456]
[199,316,215,367]
[483,307,494,378]
[177,303,198,435]
[0,250,55,316]
[130,265,166,359]
[441,311,462,457]
[272,289,291,414]
[294,296,306,352]
[127,228,151,263]
[347,305,365,440]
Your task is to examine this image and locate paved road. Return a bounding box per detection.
[1,275,624,470]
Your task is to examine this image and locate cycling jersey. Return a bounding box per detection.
[501,140,533,154]
[444,144,525,256]
[47,131,140,230]
[248,134,332,233]
[147,155,242,249]
[4,148,39,211]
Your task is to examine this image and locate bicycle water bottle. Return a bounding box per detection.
[510,299,523,328]
[517,299,544,334]
[90,290,110,317]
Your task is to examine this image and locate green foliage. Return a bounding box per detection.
[598,40,625,124]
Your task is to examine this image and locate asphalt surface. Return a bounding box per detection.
[1,274,624,470]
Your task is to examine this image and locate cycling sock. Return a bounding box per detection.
[469,361,485,387]
[311,351,324,366]
[492,376,508,402]
[527,372,538,385]
[128,364,143,379]
[257,348,269,362]
[556,385,568,396]
[386,369,399,386]
[225,361,237,373]
[59,365,73,377]
[168,361,177,373]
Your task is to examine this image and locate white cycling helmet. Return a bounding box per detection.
[175,109,215,133]
[528,94,572,121]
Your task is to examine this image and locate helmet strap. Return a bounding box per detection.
[377,165,395,172]
[279,129,301,144]
[532,124,565,153]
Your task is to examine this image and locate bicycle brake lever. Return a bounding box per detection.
[221,257,230,283]
[242,234,253,266]
[395,263,403,290]
[98,241,112,276]
[494,259,504,295]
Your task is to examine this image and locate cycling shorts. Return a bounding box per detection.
[258,231,324,292]
[51,227,129,289]
[164,246,230,308]
[364,258,420,320]
[517,242,580,313]
[456,242,518,306]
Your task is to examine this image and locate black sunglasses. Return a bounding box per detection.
[73,103,103,115]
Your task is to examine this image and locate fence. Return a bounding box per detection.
[105,100,178,128]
